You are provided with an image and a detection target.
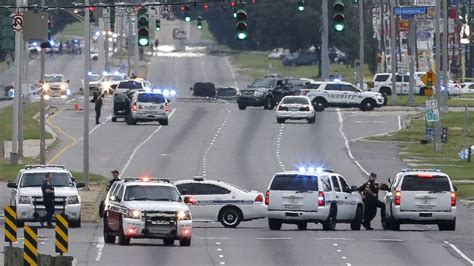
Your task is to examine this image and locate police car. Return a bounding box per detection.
[103,177,193,246]
[126,90,171,126]
[265,168,364,231]
[276,95,315,124]
[301,81,386,111]
[382,169,457,231]
[115,79,152,94]
[43,74,70,99]
[7,165,85,227]
[174,178,266,228]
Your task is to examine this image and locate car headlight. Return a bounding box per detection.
[19,195,31,204]
[67,195,80,204]
[60,84,67,90]
[125,209,142,219]
[254,91,264,97]
[176,210,191,220]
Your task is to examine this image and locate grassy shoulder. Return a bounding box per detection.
[385,94,474,107]
[0,103,52,142]
[0,61,8,74]
[368,111,474,197]
[58,22,84,39]
[230,52,370,83]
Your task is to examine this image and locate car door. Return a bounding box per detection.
[183,183,231,221]
[107,184,124,231]
[273,80,285,103]
[330,175,345,219]
[338,176,356,220]
[324,84,343,104]
[340,84,363,105]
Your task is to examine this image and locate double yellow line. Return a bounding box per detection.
[46,108,79,164]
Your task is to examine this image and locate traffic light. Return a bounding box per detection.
[89,6,96,23]
[235,5,247,40]
[353,0,359,5]
[156,19,161,31]
[333,0,345,32]
[137,7,149,46]
[197,16,203,29]
[181,5,191,22]
[298,0,305,12]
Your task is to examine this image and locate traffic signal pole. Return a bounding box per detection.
[358,0,365,91]
[11,0,23,165]
[83,0,91,189]
[390,0,397,103]
[39,0,46,164]
[321,0,329,80]
[134,11,139,75]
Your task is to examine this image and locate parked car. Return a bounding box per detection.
[191,82,216,97]
[216,86,240,100]
[267,48,286,59]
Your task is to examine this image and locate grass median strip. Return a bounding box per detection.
[369,111,474,198]
[386,95,474,107]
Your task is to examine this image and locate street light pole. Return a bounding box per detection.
[390,0,397,103]
[434,0,442,151]
[11,0,23,165]
[321,0,329,80]
[358,0,365,91]
[39,0,46,164]
[84,0,91,189]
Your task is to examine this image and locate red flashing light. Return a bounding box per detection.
[265,191,269,205]
[203,3,209,10]
[395,190,401,206]
[128,228,136,235]
[136,5,142,11]
[255,194,263,203]
[230,1,237,7]
[318,191,325,206]
[88,6,95,12]
[180,5,187,11]
[141,176,150,182]
[417,173,433,179]
[132,103,137,112]
[451,192,456,207]
[252,0,256,3]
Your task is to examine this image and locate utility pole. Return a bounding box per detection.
[104,9,110,72]
[98,17,105,75]
[133,13,139,76]
[358,0,365,91]
[39,0,46,164]
[441,0,449,112]
[18,0,26,158]
[390,0,397,103]
[408,13,416,105]
[11,0,23,165]
[84,0,91,189]
[127,13,132,77]
[321,0,329,80]
[434,0,442,151]
[380,0,387,72]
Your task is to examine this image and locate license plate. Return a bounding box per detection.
[419,199,431,205]
[146,106,155,110]
[151,220,171,225]
[284,205,301,210]
[289,107,299,111]
[287,198,299,204]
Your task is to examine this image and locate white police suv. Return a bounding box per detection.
[383,169,457,231]
[103,177,193,246]
[7,165,85,227]
[301,81,386,111]
[126,90,171,126]
[265,168,364,231]
[175,178,266,228]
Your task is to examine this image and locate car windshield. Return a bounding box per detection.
[401,175,451,192]
[249,79,275,88]
[217,88,237,97]
[270,174,318,191]
[20,172,74,187]
[114,92,130,103]
[282,97,308,105]
[45,75,63,82]
[118,81,142,90]
[374,74,389,82]
[89,75,100,81]
[124,185,181,201]
[104,75,124,81]
[137,93,166,103]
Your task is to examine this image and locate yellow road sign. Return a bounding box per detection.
[55,213,69,254]
[4,205,17,243]
[23,226,38,266]
[421,69,437,87]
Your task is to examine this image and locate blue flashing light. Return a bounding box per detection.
[163,89,170,96]
[114,71,119,75]
[102,71,108,76]
[88,71,93,75]
[307,167,315,173]
[170,90,176,96]
[49,40,55,46]
[333,78,341,82]
[32,42,38,46]
[66,89,71,96]
[316,167,323,173]
[298,167,306,173]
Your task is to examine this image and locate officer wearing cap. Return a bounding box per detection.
[106,170,120,191]
[358,172,386,230]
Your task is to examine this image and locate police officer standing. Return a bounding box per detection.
[40,172,55,228]
[91,92,104,125]
[99,170,121,218]
[358,173,386,230]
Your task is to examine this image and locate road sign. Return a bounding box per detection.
[394,6,428,16]
[425,100,439,122]
[421,69,436,87]
[4,205,17,243]
[161,5,172,16]
[425,127,448,141]
[55,213,69,254]
[12,13,23,32]
[23,226,38,266]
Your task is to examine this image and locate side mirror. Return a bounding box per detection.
[388,178,392,184]
[76,182,86,188]
[184,196,196,205]
[453,185,458,192]
[7,182,17,188]
[351,186,358,192]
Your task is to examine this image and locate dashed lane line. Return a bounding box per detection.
[275,124,286,171]
[95,236,105,262]
[444,240,474,265]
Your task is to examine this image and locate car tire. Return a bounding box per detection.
[238,104,247,110]
[438,220,456,231]
[322,205,337,231]
[159,119,168,126]
[382,94,388,106]
[297,222,308,231]
[277,118,285,124]
[379,87,392,96]
[390,218,400,231]
[163,238,175,246]
[350,205,363,230]
[179,237,191,246]
[103,217,116,244]
[263,97,274,110]
[268,218,282,230]
[219,207,242,228]
[111,117,117,122]
[360,99,376,111]
[125,116,136,125]
[118,220,130,245]
[99,201,105,218]
[70,217,81,228]
[308,116,316,124]
[312,98,326,112]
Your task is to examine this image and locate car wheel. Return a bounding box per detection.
[70,217,81,228]
[382,94,388,106]
[308,115,316,124]
[379,87,392,96]
[277,118,285,124]
[179,237,191,246]
[163,238,175,246]
[118,220,130,245]
[159,119,168,126]
[360,99,376,111]
[219,207,242,228]
[312,98,326,112]
[111,117,117,122]
[238,104,247,110]
[268,218,282,230]
[322,205,337,231]
[390,218,400,231]
[350,205,363,230]
[263,97,274,110]
[438,220,456,231]
[125,116,136,125]
[297,222,307,230]
[103,217,116,244]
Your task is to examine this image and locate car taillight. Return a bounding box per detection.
[395,190,401,206]
[451,192,456,207]
[255,194,263,203]
[265,191,269,205]
[164,102,170,112]
[318,191,325,207]
[132,103,137,112]
[278,106,288,111]
[300,106,310,111]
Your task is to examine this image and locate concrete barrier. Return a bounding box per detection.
[4,247,75,266]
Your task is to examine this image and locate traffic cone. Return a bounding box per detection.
[74,99,80,111]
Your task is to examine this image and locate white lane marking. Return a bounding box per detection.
[333,243,338,247]
[347,264,352,266]
[77,115,112,142]
[119,109,176,177]
[225,56,239,89]
[217,248,222,251]
[220,262,225,265]
[216,242,221,245]
[219,255,224,258]
[337,250,341,253]
[353,120,387,123]
[370,239,404,242]
[398,115,402,130]
[198,237,230,240]
[256,237,292,240]
[317,238,350,241]
[275,124,286,171]
[72,258,78,266]
[342,256,347,260]
[337,109,369,176]
[444,240,474,265]
[95,236,105,262]
[66,98,76,104]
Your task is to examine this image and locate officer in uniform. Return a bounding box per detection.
[358,173,386,230]
[99,170,121,218]
[40,172,55,228]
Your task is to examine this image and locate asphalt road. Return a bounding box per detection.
[1,20,473,266]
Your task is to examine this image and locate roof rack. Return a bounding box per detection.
[401,169,441,172]
[24,164,66,170]
[122,177,171,183]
